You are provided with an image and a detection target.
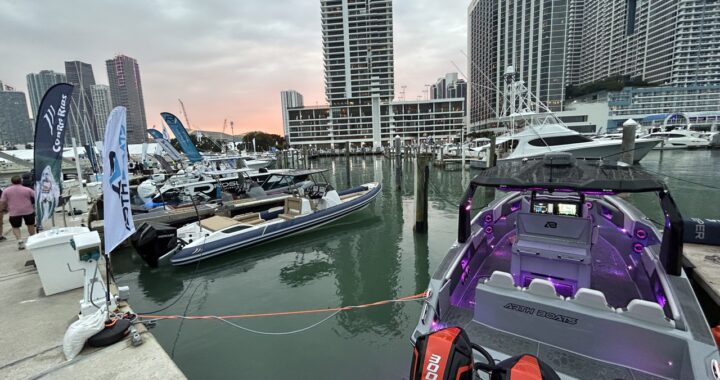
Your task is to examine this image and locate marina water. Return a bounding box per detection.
[106,150,720,379]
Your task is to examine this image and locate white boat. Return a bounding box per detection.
[643,129,710,150]
[473,67,659,164]
[412,153,720,379]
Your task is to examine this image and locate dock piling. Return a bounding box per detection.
[621,119,638,165]
[345,141,351,187]
[394,135,402,190]
[414,153,431,233]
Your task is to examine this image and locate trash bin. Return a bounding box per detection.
[26,227,90,296]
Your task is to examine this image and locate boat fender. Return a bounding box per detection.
[683,218,720,246]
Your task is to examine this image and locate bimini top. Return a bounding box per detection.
[471,153,666,193]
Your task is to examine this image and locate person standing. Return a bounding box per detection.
[0,175,36,250]
[0,186,5,242]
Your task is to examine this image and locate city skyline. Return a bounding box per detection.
[0,0,468,135]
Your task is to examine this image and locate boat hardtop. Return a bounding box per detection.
[414,152,719,379]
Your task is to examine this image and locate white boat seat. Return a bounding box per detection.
[233,212,261,222]
[511,213,594,293]
[485,271,516,289]
[526,279,561,299]
[278,214,295,220]
[200,216,241,232]
[570,288,613,311]
[622,299,674,328]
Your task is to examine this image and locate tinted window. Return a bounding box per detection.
[528,135,593,146]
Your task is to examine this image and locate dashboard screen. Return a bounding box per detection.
[531,200,580,217]
[557,203,578,216]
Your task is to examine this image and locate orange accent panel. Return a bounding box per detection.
[509,355,543,380]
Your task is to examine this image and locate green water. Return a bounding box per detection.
[109,150,720,379]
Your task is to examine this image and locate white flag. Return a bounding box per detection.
[102,107,135,254]
[252,137,256,153]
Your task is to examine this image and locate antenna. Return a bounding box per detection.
[178,99,192,131]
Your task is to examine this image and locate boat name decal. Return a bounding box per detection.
[544,221,557,229]
[503,303,578,325]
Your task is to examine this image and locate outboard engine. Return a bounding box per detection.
[130,223,179,268]
[410,327,560,380]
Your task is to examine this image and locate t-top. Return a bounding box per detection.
[1,184,35,216]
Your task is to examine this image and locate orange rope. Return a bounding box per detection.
[139,291,428,320]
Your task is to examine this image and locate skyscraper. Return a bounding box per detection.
[280,90,304,142]
[430,73,467,100]
[64,61,98,144]
[321,0,394,146]
[106,54,148,144]
[26,70,67,117]
[91,84,113,138]
[0,87,33,144]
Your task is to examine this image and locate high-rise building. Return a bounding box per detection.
[280,90,304,142]
[64,61,98,144]
[430,73,467,100]
[0,88,34,144]
[321,0,395,146]
[106,54,148,144]
[467,0,498,126]
[91,84,113,138]
[284,0,466,147]
[26,70,67,117]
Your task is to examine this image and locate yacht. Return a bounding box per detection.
[642,129,710,150]
[412,153,719,379]
[473,68,658,164]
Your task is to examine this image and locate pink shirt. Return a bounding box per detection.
[1,185,35,217]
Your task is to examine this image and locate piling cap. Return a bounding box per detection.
[623,118,639,127]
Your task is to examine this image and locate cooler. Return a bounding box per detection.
[69,194,89,214]
[26,227,90,296]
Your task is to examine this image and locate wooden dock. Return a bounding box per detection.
[684,244,720,313]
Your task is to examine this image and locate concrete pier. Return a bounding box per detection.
[0,214,185,379]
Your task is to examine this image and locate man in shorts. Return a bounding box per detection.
[0,175,36,250]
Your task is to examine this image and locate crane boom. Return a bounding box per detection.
[178,99,192,131]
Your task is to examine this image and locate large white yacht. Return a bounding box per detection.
[473,67,659,164]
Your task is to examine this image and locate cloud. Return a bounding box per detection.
[0,0,467,134]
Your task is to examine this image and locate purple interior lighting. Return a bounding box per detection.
[465,203,472,211]
[484,214,494,223]
[601,207,613,221]
[635,229,647,239]
[633,242,644,253]
[510,201,521,212]
[484,226,494,235]
[654,282,668,308]
[582,190,616,196]
[520,271,577,298]
[585,201,593,210]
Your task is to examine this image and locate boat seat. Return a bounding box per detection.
[526,279,561,299]
[621,299,674,328]
[485,271,516,289]
[233,212,261,222]
[570,288,613,311]
[200,216,241,232]
[278,214,295,220]
[511,213,594,293]
[284,197,303,215]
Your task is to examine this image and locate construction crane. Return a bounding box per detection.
[221,119,227,135]
[178,99,193,131]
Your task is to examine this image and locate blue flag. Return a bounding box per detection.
[161,112,202,162]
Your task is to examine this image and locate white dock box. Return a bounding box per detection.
[26,227,90,296]
[69,194,89,214]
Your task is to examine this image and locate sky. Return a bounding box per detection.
[0,0,468,135]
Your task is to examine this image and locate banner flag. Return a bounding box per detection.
[84,144,99,172]
[162,125,170,140]
[102,107,135,254]
[147,128,164,140]
[146,129,183,161]
[161,112,202,162]
[33,83,74,229]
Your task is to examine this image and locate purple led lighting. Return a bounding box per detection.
[484,226,494,235]
[582,190,616,196]
[635,229,647,239]
[654,282,668,308]
[633,243,644,253]
[484,214,493,223]
[465,204,472,211]
[619,227,628,235]
[510,202,521,212]
[585,201,593,210]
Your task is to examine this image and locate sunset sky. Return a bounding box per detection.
[1,0,467,135]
